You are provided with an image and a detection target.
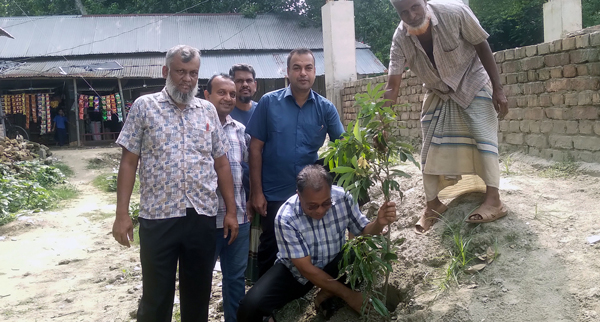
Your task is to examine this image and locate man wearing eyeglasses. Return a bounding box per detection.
[237,165,397,322]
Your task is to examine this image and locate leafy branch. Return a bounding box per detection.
[322,83,419,320]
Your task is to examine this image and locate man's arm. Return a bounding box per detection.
[248,137,267,217]
[214,154,239,244]
[113,148,139,247]
[474,40,509,118]
[383,74,403,107]
[291,256,364,313]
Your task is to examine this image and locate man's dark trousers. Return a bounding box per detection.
[137,208,216,322]
[238,251,345,322]
[256,200,286,277]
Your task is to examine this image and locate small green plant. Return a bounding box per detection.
[93,168,139,193]
[129,202,140,226]
[501,155,512,175]
[338,235,405,319]
[0,161,74,225]
[323,83,418,319]
[53,162,74,177]
[439,217,477,290]
[539,160,579,178]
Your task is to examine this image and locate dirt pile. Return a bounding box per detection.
[0,137,51,163]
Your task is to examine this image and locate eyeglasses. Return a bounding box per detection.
[305,199,334,211]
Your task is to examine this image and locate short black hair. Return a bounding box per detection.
[287,48,315,69]
[296,164,333,194]
[229,63,256,80]
[206,73,233,94]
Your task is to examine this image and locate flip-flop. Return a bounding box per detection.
[465,203,508,223]
[415,205,448,234]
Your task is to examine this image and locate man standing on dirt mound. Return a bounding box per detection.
[112,45,239,322]
[384,0,509,233]
[245,48,345,278]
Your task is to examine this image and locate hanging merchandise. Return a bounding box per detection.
[43,94,51,133]
[1,95,8,115]
[31,94,37,123]
[39,94,47,134]
[78,95,85,120]
[89,95,95,111]
[24,95,30,129]
[116,94,124,122]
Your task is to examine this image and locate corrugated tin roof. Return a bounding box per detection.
[0,14,370,59]
[0,49,386,79]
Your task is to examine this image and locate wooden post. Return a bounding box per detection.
[118,78,126,122]
[73,78,81,146]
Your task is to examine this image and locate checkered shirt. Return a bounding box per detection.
[388,1,490,108]
[274,185,370,284]
[116,88,230,219]
[216,115,250,228]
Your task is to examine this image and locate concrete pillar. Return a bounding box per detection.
[322,0,357,115]
[544,0,582,42]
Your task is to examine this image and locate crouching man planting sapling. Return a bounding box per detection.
[237,165,397,322]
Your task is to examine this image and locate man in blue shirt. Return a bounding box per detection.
[245,48,345,277]
[52,108,68,146]
[229,63,258,126]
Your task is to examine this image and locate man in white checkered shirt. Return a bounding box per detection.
[204,73,251,322]
[384,0,509,233]
[237,165,397,322]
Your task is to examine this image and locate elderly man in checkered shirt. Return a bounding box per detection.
[237,164,397,322]
[384,0,510,234]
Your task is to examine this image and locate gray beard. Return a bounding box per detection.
[166,75,198,105]
[238,95,252,104]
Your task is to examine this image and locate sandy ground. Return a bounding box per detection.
[0,147,599,322]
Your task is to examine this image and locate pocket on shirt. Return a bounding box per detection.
[190,128,212,154]
[437,26,461,52]
[304,124,327,151]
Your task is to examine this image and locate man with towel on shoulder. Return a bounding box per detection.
[384,0,509,233]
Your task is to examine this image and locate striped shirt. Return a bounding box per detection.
[116,88,229,220]
[216,115,250,228]
[274,186,370,284]
[388,0,490,108]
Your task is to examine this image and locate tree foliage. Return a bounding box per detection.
[3,0,600,68]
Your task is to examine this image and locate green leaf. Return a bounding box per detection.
[331,166,355,174]
[371,297,389,317]
[353,120,362,143]
[383,252,398,261]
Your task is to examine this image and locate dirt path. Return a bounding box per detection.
[0,149,599,322]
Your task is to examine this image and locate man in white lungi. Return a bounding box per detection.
[384,0,509,233]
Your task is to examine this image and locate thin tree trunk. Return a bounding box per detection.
[74,0,87,15]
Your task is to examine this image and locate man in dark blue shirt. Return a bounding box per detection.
[52,108,68,146]
[245,48,345,277]
[229,63,258,126]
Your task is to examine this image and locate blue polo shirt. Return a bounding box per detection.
[246,86,344,201]
[229,101,257,126]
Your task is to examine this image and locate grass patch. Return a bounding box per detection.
[93,172,139,193]
[86,153,121,170]
[0,213,16,226]
[539,160,579,178]
[51,184,79,201]
[53,162,74,177]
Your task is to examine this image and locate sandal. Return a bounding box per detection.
[415,205,448,234]
[465,203,508,223]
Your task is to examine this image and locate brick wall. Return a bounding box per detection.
[340,32,600,163]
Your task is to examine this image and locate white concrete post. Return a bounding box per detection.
[544,0,582,42]
[322,0,357,115]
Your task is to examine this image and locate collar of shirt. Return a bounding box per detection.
[223,114,238,128]
[283,86,316,106]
